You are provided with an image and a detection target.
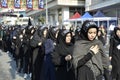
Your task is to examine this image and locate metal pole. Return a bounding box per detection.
[46,0,48,24]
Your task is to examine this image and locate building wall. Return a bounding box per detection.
[46,0,85,25]
[26,0,85,25]
[86,0,120,11]
[85,0,120,18]
[26,0,120,25]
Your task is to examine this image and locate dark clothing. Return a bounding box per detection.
[77,65,95,80]
[32,46,44,80]
[0,28,4,49]
[98,35,106,46]
[30,28,46,80]
[40,39,56,80]
[73,21,110,80]
[22,34,33,74]
[2,31,12,52]
[73,40,110,80]
[52,30,75,80]
[52,44,75,80]
[109,36,120,79]
[98,30,106,46]
[77,52,104,80]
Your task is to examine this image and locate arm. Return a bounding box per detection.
[30,31,42,48]
[52,45,66,66]
[77,51,94,68]
[109,38,114,58]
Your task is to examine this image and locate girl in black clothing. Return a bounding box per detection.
[40,26,59,80]
[109,27,120,80]
[30,26,48,80]
[72,20,110,80]
[52,29,75,80]
[97,30,106,46]
[22,25,35,79]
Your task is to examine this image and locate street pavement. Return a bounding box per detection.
[0,50,25,80]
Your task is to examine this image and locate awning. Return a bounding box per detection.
[70,12,81,19]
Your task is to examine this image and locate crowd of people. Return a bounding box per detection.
[0,20,120,80]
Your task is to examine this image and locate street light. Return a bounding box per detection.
[45,0,48,24]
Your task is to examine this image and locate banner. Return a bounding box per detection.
[26,0,33,9]
[0,0,44,10]
[14,0,21,8]
[1,0,8,8]
[38,0,44,9]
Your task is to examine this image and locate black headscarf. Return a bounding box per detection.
[25,25,34,35]
[47,26,58,41]
[30,26,48,47]
[113,27,120,41]
[52,29,74,66]
[57,29,74,55]
[61,29,73,45]
[80,20,98,40]
[37,26,48,38]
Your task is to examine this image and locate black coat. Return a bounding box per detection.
[30,30,45,80]
[52,29,75,80]
[52,44,75,80]
[109,37,120,78]
[73,40,110,80]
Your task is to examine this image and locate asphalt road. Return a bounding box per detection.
[0,50,25,80]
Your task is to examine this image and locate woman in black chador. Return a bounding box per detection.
[72,20,110,80]
[40,26,59,80]
[52,29,75,80]
[22,25,35,79]
[109,27,120,80]
[30,26,48,80]
[97,30,106,46]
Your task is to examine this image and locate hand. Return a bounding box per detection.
[30,36,33,39]
[109,56,112,60]
[109,65,112,70]
[38,42,42,46]
[65,55,72,61]
[90,45,99,54]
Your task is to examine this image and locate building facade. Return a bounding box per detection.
[26,0,120,25]
[26,0,85,25]
[85,0,120,24]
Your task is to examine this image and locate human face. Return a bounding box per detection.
[31,29,35,34]
[43,29,48,37]
[116,30,120,38]
[55,30,59,38]
[87,28,97,41]
[98,30,101,36]
[65,33,71,43]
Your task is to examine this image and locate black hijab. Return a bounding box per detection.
[37,26,48,40]
[57,29,74,55]
[80,20,98,40]
[113,27,120,41]
[47,26,58,42]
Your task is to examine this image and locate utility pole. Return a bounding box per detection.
[46,0,48,24]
